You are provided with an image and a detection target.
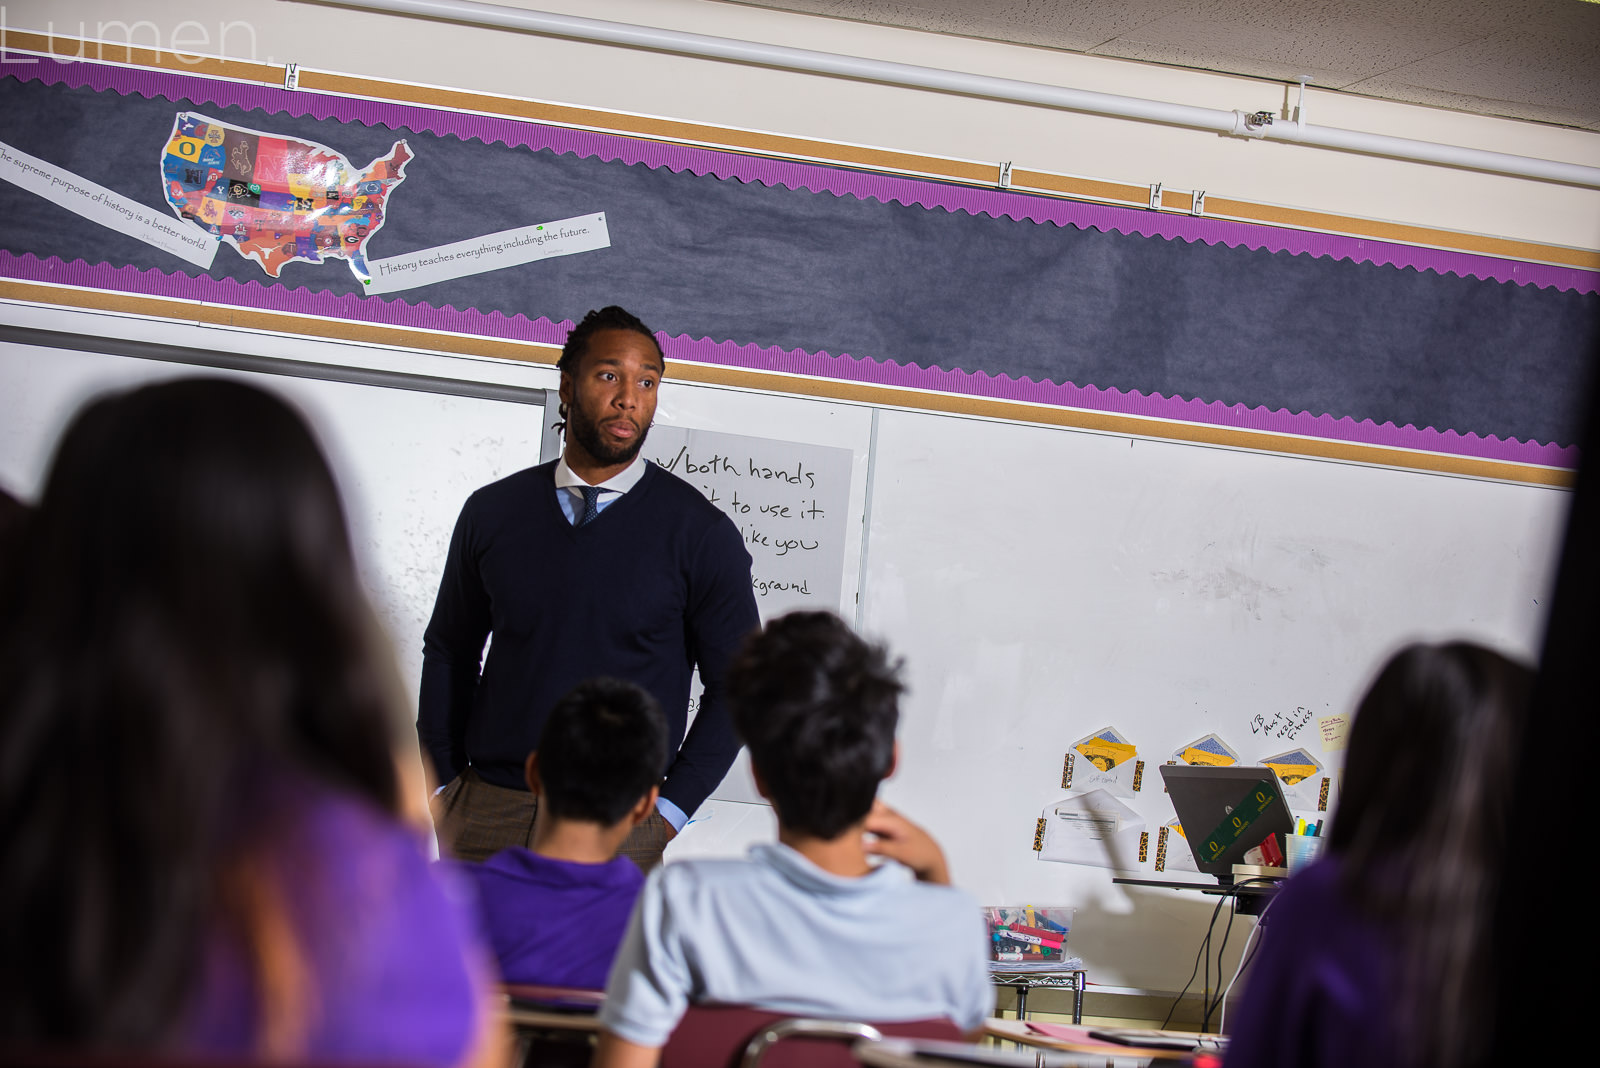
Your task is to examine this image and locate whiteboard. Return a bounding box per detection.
[0,331,546,693]
[860,406,1566,990]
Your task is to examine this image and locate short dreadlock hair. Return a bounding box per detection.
[555,305,664,422]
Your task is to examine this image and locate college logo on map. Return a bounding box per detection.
[161,112,410,282]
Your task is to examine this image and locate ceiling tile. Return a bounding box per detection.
[732,0,1600,128]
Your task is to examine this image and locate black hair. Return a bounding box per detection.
[726,611,903,840]
[536,677,668,825]
[554,306,664,423]
[0,378,402,1048]
[0,485,24,541]
[1328,641,1532,1068]
[0,485,28,606]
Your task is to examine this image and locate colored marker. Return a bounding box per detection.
[998,929,1064,950]
[1008,924,1060,941]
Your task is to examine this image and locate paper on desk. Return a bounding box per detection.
[1036,789,1147,871]
[1066,725,1140,798]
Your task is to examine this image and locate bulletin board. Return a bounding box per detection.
[2,44,1596,484]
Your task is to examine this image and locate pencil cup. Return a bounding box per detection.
[1284,833,1325,872]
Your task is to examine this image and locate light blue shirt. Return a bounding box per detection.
[552,452,647,524]
[600,843,993,1045]
[551,454,688,833]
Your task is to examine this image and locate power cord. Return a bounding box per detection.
[1218,886,1281,1033]
[1160,877,1277,1033]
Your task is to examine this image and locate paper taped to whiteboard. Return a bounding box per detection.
[647,426,853,616]
[1070,725,1139,797]
[1037,789,1146,870]
[1174,732,1239,768]
[1261,747,1327,813]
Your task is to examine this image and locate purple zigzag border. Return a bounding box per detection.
[4,54,1596,294]
[0,252,1574,468]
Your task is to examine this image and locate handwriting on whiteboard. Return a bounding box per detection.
[647,427,853,617]
[1249,706,1314,740]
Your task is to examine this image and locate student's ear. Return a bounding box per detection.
[628,785,661,827]
[751,764,772,803]
[885,742,900,781]
[524,751,542,797]
[557,369,573,408]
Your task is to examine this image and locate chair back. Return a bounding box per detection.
[659,1005,963,1068]
[501,983,604,1068]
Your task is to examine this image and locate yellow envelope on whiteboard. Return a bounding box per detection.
[1174,732,1238,767]
[1077,739,1134,772]
[1069,725,1140,797]
[1264,761,1317,785]
[1262,747,1329,813]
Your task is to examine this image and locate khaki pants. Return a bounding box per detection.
[434,768,674,872]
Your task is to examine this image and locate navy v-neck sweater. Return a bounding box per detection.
[419,460,758,816]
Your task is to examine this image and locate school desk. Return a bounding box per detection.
[983,1019,1223,1063]
[858,1032,1212,1067]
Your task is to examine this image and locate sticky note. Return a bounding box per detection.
[1318,714,1350,753]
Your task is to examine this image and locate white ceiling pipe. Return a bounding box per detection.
[1262,115,1598,187]
[300,0,1600,190]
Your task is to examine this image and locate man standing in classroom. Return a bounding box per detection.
[419,305,759,871]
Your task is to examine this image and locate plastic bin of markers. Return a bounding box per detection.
[984,906,1077,972]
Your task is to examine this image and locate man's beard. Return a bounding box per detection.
[567,401,649,467]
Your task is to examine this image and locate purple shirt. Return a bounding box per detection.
[186,783,486,1065]
[459,847,645,990]
[1225,856,1398,1068]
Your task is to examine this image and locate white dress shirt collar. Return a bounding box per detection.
[553,452,649,495]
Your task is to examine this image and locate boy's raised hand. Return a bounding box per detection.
[863,800,951,885]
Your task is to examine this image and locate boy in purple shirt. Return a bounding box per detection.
[458,677,668,989]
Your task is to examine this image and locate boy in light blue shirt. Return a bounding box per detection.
[594,611,991,1067]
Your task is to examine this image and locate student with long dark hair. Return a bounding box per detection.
[0,485,28,604]
[0,485,24,543]
[0,379,496,1065]
[1225,642,1532,1068]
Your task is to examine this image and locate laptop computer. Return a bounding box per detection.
[1158,764,1295,883]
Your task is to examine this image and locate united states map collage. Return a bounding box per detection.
[162,111,410,282]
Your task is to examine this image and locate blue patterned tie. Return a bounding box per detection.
[579,485,601,527]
